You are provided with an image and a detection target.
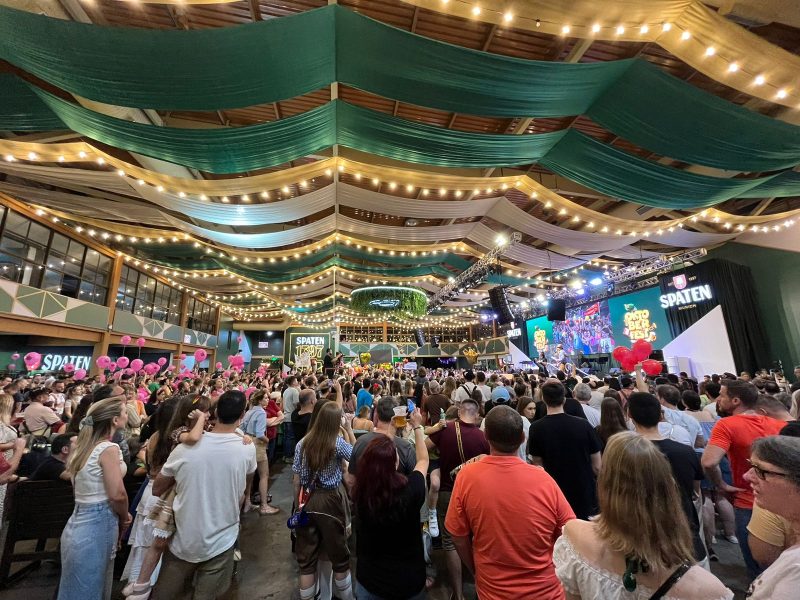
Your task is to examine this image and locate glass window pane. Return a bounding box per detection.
[3,212,29,238]
[28,221,50,248]
[42,270,62,293]
[50,233,69,256]
[60,274,80,298]
[0,234,26,259]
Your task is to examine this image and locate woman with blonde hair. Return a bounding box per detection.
[442,376,457,402]
[58,397,129,600]
[292,401,355,600]
[0,394,19,516]
[553,432,732,599]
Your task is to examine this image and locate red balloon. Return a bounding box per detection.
[631,339,653,362]
[621,358,637,372]
[642,359,663,376]
[612,346,631,362]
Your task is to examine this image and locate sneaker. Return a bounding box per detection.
[725,535,739,544]
[428,516,439,538]
[711,535,717,544]
[709,549,719,562]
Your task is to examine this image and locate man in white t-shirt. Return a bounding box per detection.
[152,390,257,598]
[657,384,704,448]
[475,371,491,406]
[574,383,601,427]
[453,371,478,404]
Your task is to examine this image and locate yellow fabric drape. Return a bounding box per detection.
[401,0,799,109]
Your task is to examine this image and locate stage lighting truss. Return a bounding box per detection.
[603,248,708,283]
[427,232,521,313]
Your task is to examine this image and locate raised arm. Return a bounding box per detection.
[409,409,429,475]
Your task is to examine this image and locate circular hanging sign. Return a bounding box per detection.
[350,286,428,317]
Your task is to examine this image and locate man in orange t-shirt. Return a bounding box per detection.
[701,379,785,579]
[446,406,574,600]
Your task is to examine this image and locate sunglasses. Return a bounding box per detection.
[746,459,788,481]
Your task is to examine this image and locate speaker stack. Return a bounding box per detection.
[547,299,566,322]
[488,286,515,325]
[414,328,426,347]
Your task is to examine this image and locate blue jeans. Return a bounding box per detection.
[283,421,296,459]
[355,580,426,600]
[58,501,118,600]
[734,507,762,580]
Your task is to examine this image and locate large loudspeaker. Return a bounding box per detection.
[488,286,514,325]
[649,349,664,361]
[547,299,566,322]
[414,328,426,347]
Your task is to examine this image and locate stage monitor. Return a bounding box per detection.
[547,299,566,322]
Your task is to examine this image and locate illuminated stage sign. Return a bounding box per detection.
[660,284,713,309]
[287,332,331,367]
[506,328,521,338]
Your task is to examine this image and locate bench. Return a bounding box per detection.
[0,479,74,588]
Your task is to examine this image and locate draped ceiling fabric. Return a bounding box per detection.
[400,0,800,109]
[1,5,800,173]
[20,89,800,207]
[4,143,795,232]
[0,162,748,253]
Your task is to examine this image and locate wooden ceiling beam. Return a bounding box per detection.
[249,0,263,22]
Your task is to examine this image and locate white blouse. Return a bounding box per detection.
[73,441,127,504]
[746,544,800,599]
[553,534,733,600]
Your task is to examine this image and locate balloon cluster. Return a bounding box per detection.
[611,340,662,375]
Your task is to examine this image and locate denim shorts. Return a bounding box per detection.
[58,500,118,600]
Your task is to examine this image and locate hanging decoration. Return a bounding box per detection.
[350,286,428,317]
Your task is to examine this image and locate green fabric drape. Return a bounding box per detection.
[3,5,800,173]
[0,75,66,131]
[34,90,565,172]
[0,6,335,112]
[540,131,786,209]
[35,89,337,173]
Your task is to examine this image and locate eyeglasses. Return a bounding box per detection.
[746,459,788,481]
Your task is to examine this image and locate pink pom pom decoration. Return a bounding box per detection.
[96,355,111,369]
[194,349,207,362]
[73,368,87,381]
[157,357,167,366]
[120,335,132,346]
[136,337,146,348]
[130,359,144,372]
[116,356,130,369]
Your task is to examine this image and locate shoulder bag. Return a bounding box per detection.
[448,422,486,482]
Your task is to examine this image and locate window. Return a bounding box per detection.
[186,297,215,334]
[0,207,111,305]
[115,265,183,325]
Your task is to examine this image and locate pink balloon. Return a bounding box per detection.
[24,352,42,368]
[96,355,111,369]
[63,363,75,373]
[7,363,16,370]
[11,353,20,361]
[109,362,117,372]
[137,387,149,401]
[167,365,176,372]
[157,357,167,366]
[245,386,256,399]
[130,359,144,372]
[216,362,223,370]
[136,337,146,348]
[98,374,106,383]
[125,368,135,376]
[180,362,186,370]
[194,349,207,362]
[120,335,132,346]
[116,356,130,369]
[180,353,187,360]
[223,370,231,378]
[144,363,159,376]
[73,368,87,381]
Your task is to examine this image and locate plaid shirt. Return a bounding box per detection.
[292,436,352,489]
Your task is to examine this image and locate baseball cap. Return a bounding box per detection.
[491,387,511,403]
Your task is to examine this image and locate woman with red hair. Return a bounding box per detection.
[352,409,429,600]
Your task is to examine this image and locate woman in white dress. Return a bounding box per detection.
[0,394,20,519]
[553,432,733,600]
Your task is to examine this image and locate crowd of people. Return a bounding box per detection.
[0,359,798,599]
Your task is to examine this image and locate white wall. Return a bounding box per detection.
[662,305,736,377]
[508,341,532,368]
